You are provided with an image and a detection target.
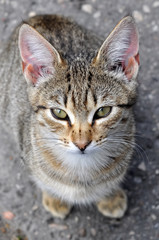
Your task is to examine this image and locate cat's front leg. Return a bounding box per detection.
[96,189,127,218]
[42,191,72,219]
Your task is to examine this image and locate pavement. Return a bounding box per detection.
[0,0,159,239]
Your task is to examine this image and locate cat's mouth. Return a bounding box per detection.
[66,148,88,155]
[66,143,96,156]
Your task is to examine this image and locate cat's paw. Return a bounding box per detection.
[96,189,127,218]
[42,192,71,219]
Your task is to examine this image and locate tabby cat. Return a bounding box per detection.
[0,15,139,219]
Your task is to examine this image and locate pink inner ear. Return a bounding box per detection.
[123,30,139,64]
[123,52,139,80]
[96,16,140,81]
[20,42,43,84]
[19,24,58,85]
[121,31,139,80]
[24,63,42,85]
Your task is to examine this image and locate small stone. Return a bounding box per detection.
[3,211,15,220]
[155,169,159,175]
[138,161,146,171]
[90,228,96,236]
[129,231,135,236]
[32,205,38,211]
[28,11,36,17]
[24,212,28,217]
[151,214,157,220]
[82,4,93,14]
[79,228,86,237]
[93,11,101,18]
[133,11,143,22]
[154,223,159,228]
[66,234,72,239]
[48,223,68,231]
[118,6,124,13]
[74,216,79,222]
[134,176,142,184]
[153,25,158,32]
[142,5,150,13]
[153,1,159,7]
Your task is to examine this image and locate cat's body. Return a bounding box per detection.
[0,15,139,218]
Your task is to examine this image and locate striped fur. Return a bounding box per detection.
[0,15,139,210]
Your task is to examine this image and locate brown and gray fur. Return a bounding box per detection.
[0,15,139,219]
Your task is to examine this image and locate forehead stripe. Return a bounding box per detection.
[88,71,93,82]
[64,94,68,107]
[66,73,71,82]
[84,89,88,106]
[67,83,71,93]
[93,93,97,105]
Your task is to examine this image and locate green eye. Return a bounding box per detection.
[51,108,68,120]
[94,106,112,119]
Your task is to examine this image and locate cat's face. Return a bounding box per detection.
[30,59,134,169]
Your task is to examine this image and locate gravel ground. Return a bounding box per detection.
[0,0,159,240]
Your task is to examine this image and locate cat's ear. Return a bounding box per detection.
[19,24,63,86]
[94,16,139,81]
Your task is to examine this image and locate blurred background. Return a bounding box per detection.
[0,0,159,239]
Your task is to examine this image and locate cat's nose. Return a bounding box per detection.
[74,140,92,153]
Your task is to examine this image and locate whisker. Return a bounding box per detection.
[98,137,149,165]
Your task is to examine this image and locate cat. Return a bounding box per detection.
[0,14,139,219]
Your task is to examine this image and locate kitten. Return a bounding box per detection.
[0,15,139,219]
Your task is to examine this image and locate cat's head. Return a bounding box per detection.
[18,16,139,165]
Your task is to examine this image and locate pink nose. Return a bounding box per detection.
[74,140,91,152]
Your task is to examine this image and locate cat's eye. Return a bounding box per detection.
[93,106,112,120]
[51,108,68,120]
